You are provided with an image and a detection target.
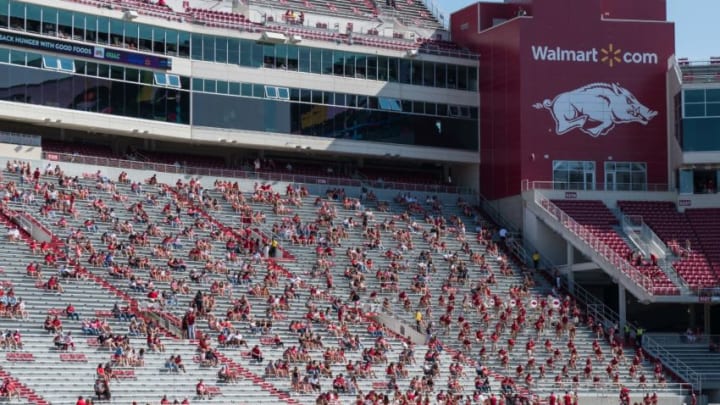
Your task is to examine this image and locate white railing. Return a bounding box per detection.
[0,131,41,147]
[522,180,673,193]
[643,334,704,391]
[533,191,657,295]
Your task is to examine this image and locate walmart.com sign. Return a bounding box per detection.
[531,43,658,68]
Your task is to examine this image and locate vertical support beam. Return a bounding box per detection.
[689,305,696,328]
[704,303,711,335]
[566,241,575,294]
[618,283,627,340]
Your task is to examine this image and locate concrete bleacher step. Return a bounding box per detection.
[0,163,690,404]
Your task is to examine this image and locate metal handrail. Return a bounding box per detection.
[619,213,688,291]
[533,191,657,295]
[643,334,703,391]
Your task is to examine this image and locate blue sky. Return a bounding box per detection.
[439,0,715,61]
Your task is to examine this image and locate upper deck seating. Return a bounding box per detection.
[552,200,678,295]
[618,201,720,289]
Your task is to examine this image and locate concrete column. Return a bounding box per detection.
[689,305,696,328]
[566,241,575,294]
[704,303,711,335]
[618,284,627,338]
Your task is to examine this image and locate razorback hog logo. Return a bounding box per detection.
[533,82,657,137]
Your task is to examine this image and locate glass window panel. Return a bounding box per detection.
[290,88,300,101]
[84,15,97,42]
[311,90,322,104]
[447,65,457,88]
[192,78,202,91]
[241,83,252,96]
[457,65,468,90]
[266,86,277,99]
[215,37,228,63]
[377,56,388,81]
[411,60,422,85]
[275,44,288,68]
[707,89,720,103]
[57,9,72,38]
[26,52,41,68]
[468,66,478,91]
[59,58,75,73]
[204,79,216,93]
[388,58,398,82]
[310,48,322,74]
[369,97,378,109]
[344,53,355,77]
[202,36,215,61]
[300,89,311,102]
[423,62,434,87]
[335,93,346,106]
[42,55,58,69]
[262,44,274,68]
[154,72,167,86]
[167,75,180,88]
[685,104,705,117]
[126,68,139,83]
[707,103,720,117]
[435,63,446,88]
[401,100,412,112]
[191,34,203,60]
[320,49,333,75]
[85,62,98,76]
[26,4,41,32]
[253,84,264,97]
[110,19,126,47]
[366,55,377,81]
[286,45,298,71]
[323,91,333,104]
[398,59,411,84]
[437,104,447,116]
[138,24,153,52]
[41,8,57,35]
[178,31,190,57]
[425,103,436,115]
[96,17,110,44]
[332,51,344,76]
[8,3,21,31]
[217,81,228,94]
[250,42,264,67]
[108,65,122,79]
[227,38,239,64]
[229,82,240,95]
[277,87,289,100]
[297,47,310,72]
[347,94,357,107]
[684,89,705,103]
[152,28,166,54]
[165,29,178,55]
[355,55,366,79]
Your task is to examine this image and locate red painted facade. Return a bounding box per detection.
[451,0,674,199]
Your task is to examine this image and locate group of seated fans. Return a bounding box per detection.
[0,158,677,405]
